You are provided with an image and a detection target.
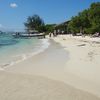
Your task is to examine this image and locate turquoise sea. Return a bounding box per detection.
[0,33,49,70]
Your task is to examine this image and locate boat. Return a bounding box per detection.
[12,33,45,38]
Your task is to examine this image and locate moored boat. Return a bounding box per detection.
[12,33,45,38]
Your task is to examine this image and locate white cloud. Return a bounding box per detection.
[10,3,18,8]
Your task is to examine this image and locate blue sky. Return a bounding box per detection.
[0,0,100,31]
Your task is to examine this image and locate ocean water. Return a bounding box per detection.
[0,33,49,70]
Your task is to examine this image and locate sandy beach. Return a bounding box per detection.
[0,35,100,99]
[52,35,100,96]
[0,71,100,100]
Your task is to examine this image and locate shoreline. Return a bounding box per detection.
[0,35,100,99]
[0,38,50,70]
[4,36,100,98]
[52,35,100,97]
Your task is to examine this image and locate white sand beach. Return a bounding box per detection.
[0,71,100,100]
[52,35,100,97]
[0,35,100,100]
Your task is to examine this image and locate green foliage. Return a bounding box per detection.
[38,25,46,33]
[68,2,100,34]
[55,21,70,33]
[68,16,81,33]
[44,24,55,34]
[24,14,44,32]
[24,2,100,35]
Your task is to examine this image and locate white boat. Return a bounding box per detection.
[12,33,45,38]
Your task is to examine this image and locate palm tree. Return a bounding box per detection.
[24,14,44,32]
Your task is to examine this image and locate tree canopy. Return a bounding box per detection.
[68,2,100,34]
[24,14,44,32]
[24,2,100,35]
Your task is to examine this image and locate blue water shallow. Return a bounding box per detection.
[0,33,49,68]
[0,39,18,46]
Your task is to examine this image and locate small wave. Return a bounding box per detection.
[1,39,50,69]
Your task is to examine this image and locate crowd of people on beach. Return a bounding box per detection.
[49,30,100,38]
[92,32,100,37]
[49,29,65,37]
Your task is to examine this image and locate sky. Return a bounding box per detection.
[0,0,100,31]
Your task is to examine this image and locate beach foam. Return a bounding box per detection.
[0,38,50,69]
